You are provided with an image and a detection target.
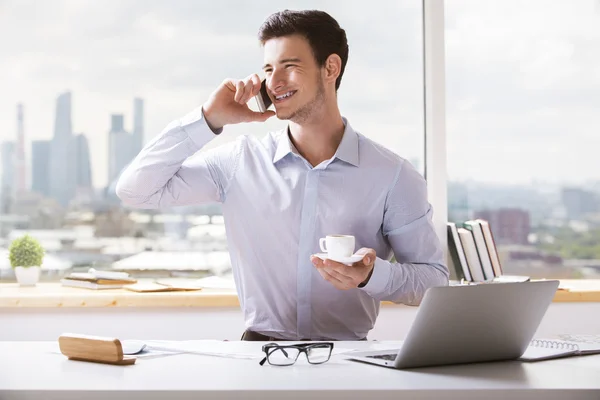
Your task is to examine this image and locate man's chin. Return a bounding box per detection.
[275,109,293,121]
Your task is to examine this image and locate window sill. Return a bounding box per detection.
[0,279,598,308]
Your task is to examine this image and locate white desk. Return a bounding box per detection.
[1,341,599,399]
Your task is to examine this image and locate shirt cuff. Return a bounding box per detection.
[179,106,223,149]
[359,257,391,297]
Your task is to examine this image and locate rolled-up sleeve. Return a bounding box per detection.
[359,159,449,305]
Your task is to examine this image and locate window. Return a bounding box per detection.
[445,0,600,279]
[0,1,424,283]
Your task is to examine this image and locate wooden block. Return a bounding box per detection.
[58,333,136,365]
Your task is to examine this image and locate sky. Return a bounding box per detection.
[0,0,598,189]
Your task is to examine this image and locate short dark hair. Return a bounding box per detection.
[258,10,349,91]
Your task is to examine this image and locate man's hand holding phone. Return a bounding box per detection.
[202,73,275,131]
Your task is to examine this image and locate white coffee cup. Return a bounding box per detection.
[319,235,355,259]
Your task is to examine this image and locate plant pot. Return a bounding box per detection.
[14,266,41,286]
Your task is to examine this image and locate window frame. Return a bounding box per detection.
[423,0,449,260]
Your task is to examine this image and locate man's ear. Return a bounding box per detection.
[323,54,342,85]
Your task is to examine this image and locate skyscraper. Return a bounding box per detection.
[131,98,144,158]
[16,104,26,193]
[48,91,77,206]
[0,141,15,213]
[72,134,93,189]
[31,140,51,197]
[108,114,133,184]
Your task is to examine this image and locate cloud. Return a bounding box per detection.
[445,0,600,184]
[0,0,598,189]
[0,0,424,188]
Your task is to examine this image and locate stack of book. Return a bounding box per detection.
[447,219,529,283]
[61,268,137,290]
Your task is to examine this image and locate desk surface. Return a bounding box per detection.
[1,279,600,308]
[1,341,599,400]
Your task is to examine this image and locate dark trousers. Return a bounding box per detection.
[241,329,367,341]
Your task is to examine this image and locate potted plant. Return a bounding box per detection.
[9,234,45,286]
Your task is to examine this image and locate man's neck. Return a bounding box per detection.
[288,102,345,168]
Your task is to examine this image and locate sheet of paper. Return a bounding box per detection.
[195,276,236,290]
[50,340,381,361]
[129,340,363,360]
[136,340,260,359]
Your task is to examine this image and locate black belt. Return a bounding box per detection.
[241,329,367,341]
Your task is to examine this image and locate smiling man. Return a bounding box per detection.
[116,9,449,341]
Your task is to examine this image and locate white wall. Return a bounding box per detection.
[2,303,600,341]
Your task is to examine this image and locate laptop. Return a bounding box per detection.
[348,280,559,369]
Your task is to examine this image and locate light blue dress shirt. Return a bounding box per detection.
[116,106,449,340]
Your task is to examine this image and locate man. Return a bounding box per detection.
[116,9,449,341]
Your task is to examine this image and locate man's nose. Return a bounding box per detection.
[268,72,286,92]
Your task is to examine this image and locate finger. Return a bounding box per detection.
[316,268,348,290]
[311,255,325,267]
[240,77,255,104]
[324,267,355,286]
[234,80,245,103]
[323,258,352,275]
[224,78,238,93]
[354,248,376,266]
[243,109,276,122]
[250,74,262,97]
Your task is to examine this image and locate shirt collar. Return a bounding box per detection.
[272,128,295,164]
[334,117,360,167]
[272,117,359,167]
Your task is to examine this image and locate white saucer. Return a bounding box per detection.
[315,253,364,265]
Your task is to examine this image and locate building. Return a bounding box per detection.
[48,92,77,207]
[0,141,15,196]
[108,114,133,184]
[0,141,15,213]
[562,188,598,220]
[15,104,26,193]
[131,98,144,159]
[73,134,93,189]
[31,140,51,197]
[474,208,530,245]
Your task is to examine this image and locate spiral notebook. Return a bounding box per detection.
[519,339,600,362]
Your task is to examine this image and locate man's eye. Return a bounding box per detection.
[285,64,296,68]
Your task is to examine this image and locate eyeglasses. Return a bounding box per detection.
[259,342,334,366]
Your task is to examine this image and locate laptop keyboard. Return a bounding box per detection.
[366,353,397,361]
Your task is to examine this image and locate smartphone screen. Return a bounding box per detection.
[259,79,272,110]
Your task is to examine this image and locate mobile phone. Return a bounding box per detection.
[255,78,272,113]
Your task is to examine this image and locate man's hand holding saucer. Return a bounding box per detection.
[311,247,376,290]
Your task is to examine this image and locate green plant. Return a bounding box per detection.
[8,234,45,268]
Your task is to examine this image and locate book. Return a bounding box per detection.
[124,282,201,292]
[474,219,530,283]
[457,227,486,282]
[447,223,473,282]
[87,268,131,280]
[63,274,137,285]
[476,219,503,276]
[61,279,125,290]
[464,220,495,280]
[61,268,137,289]
[519,338,600,362]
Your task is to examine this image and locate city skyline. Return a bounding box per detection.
[0,0,599,188]
[1,92,599,194]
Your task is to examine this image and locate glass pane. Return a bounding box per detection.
[306,344,332,363]
[0,1,423,283]
[268,347,300,365]
[445,0,600,280]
